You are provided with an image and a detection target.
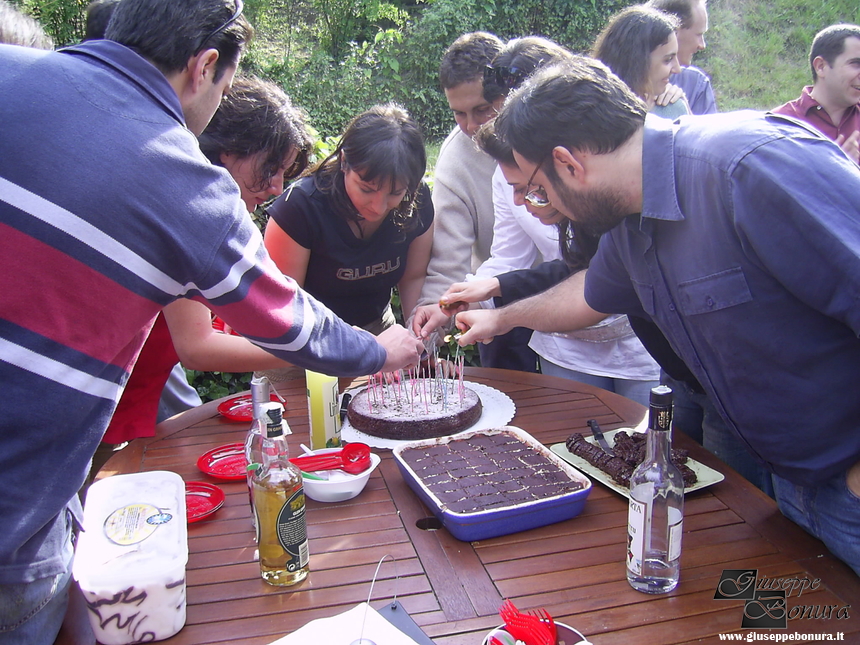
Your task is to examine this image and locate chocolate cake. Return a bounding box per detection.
[398,431,586,513]
[347,377,482,440]
[566,430,698,488]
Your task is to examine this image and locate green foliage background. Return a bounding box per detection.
[12,0,87,45]
[15,0,860,136]
[13,0,627,140]
[244,0,630,140]
[11,0,860,398]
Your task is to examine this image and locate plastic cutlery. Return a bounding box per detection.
[527,607,557,644]
[289,442,371,474]
[499,600,554,645]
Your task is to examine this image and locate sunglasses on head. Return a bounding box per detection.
[483,65,529,91]
[194,0,244,54]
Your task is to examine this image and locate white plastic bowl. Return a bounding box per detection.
[301,449,381,502]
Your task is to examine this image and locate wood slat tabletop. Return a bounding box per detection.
[93,368,860,644]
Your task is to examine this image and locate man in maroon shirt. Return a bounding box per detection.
[773,23,860,163]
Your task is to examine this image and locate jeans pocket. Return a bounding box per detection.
[0,574,62,632]
[845,460,860,502]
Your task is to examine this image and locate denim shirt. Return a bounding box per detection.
[671,66,717,116]
[585,111,860,486]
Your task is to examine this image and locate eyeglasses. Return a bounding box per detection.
[525,186,550,208]
[524,157,551,208]
[483,65,529,91]
[194,0,244,54]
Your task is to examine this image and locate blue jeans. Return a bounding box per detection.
[539,358,658,408]
[0,523,73,645]
[772,468,860,576]
[663,373,774,497]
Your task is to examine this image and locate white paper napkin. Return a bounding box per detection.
[267,603,421,645]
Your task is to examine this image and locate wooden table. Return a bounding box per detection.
[96,368,860,644]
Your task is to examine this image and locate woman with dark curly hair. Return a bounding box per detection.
[264,103,434,334]
[199,75,312,212]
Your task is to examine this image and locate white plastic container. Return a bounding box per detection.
[301,450,381,502]
[73,471,188,644]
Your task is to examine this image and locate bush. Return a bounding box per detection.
[247,0,631,141]
[190,370,253,401]
[245,30,405,136]
[11,0,87,46]
[384,0,630,139]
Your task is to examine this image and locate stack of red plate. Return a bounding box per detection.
[185,481,225,523]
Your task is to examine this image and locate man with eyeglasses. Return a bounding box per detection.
[454,57,860,575]
[0,1,422,641]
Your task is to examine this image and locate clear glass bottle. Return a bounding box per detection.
[626,385,684,594]
[250,401,309,587]
[244,376,272,530]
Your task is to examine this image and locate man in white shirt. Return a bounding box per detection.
[414,32,545,372]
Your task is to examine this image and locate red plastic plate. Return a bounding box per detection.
[185,481,225,523]
[196,442,247,480]
[216,393,280,422]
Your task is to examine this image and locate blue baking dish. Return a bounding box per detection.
[392,426,592,541]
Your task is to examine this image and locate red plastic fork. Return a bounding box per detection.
[504,614,553,645]
[499,600,554,645]
[527,607,557,644]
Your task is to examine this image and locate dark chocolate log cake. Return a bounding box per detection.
[566,430,697,488]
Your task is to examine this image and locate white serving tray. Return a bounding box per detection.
[550,427,724,499]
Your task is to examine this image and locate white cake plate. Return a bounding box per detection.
[340,381,516,449]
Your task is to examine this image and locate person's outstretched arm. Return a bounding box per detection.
[455,269,607,345]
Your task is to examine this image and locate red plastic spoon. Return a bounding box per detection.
[289,443,371,475]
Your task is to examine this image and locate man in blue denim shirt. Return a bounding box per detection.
[464,57,860,575]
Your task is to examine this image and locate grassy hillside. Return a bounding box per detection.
[697,0,860,111]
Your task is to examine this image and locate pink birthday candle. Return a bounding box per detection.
[459,356,464,403]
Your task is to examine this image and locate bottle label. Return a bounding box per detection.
[626,490,649,575]
[276,488,310,570]
[668,508,683,562]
